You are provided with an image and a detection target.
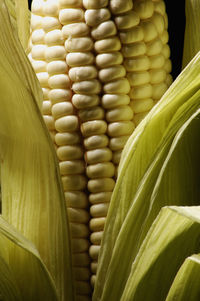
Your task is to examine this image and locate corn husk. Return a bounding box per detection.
[182,0,200,68]
[166,254,200,301]
[0,216,58,300]
[0,1,75,300]
[121,206,200,300]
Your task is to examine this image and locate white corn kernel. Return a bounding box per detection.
[31,60,47,72]
[45,45,66,61]
[85,8,111,26]
[42,100,52,115]
[55,132,81,145]
[86,162,115,178]
[59,8,84,24]
[90,203,109,218]
[79,107,104,121]
[96,52,123,68]
[102,94,130,108]
[90,231,103,245]
[106,106,133,122]
[108,121,135,137]
[134,0,154,19]
[62,174,87,190]
[67,52,94,67]
[65,191,88,209]
[94,37,121,53]
[130,98,154,114]
[48,74,70,89]
[109,135,130,151]
[81,120,107,137]
[32,29,45,44]
[59,0,82,8]
[112,149,122,164]
[55,115,79,132]
[83,0,108,9]
[120,26,144,44]
[141,20,158,42]
[59,160,85,175]
[42,16,61,32]
[152,82,168,100]
[68,208,90,224]
[31,44,47,60]
[122,42,146,58]
[47,60,68,74]
[149,68,166,84]
[89,245,100,260]
[85,148,112,164]
[152,12,165,35]
[130,83,153,99]
[72,80,101,94]
[62,23,90,38]
[110,0,133,14]
[89,192,112,204]
[72,238,89,253]
[149,53,165,69]
[88,178,115,193]
[115,10,140,29]
[127,71,150,86]
[57,145,83,160]
[72,94,100,109]
[49,88,72,103]
[103,78,130,94]
[146,38,163,56]
[84,135,109,149]
[91,21,117,40]
[69,66,97,82]
[98,65,126,83]
[45,29,64,45]
[65,37,93,52]
[124,56,150,72]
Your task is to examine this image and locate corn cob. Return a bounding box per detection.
[57,0,119,287]
[29,1,91,300]
[83,0,136,286]
[110,0,173,126]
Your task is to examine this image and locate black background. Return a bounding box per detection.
[28,0,186,80]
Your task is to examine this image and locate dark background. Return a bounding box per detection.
[28,0,186,80]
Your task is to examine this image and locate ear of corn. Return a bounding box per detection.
[93,52,200,300]
[166,254,200,301]
[0,1,75,299]
[28,0,173,291]
[0,216,59,300]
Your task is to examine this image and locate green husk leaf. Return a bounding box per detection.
[121,206,200,300]
[0,216,58,300]
[15,0,30,51]
[182,0,200,68]
[93,52,200,300]
[94,103,200,301]
[0,0,75,300]
[0,0,42,110]
[166,254,200,301]
[4,0,30,51]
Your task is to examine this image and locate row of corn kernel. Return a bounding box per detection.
[29,1,91,300]
[110,0,173,126]
[83,0,135,286]
[57,0,116,292]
